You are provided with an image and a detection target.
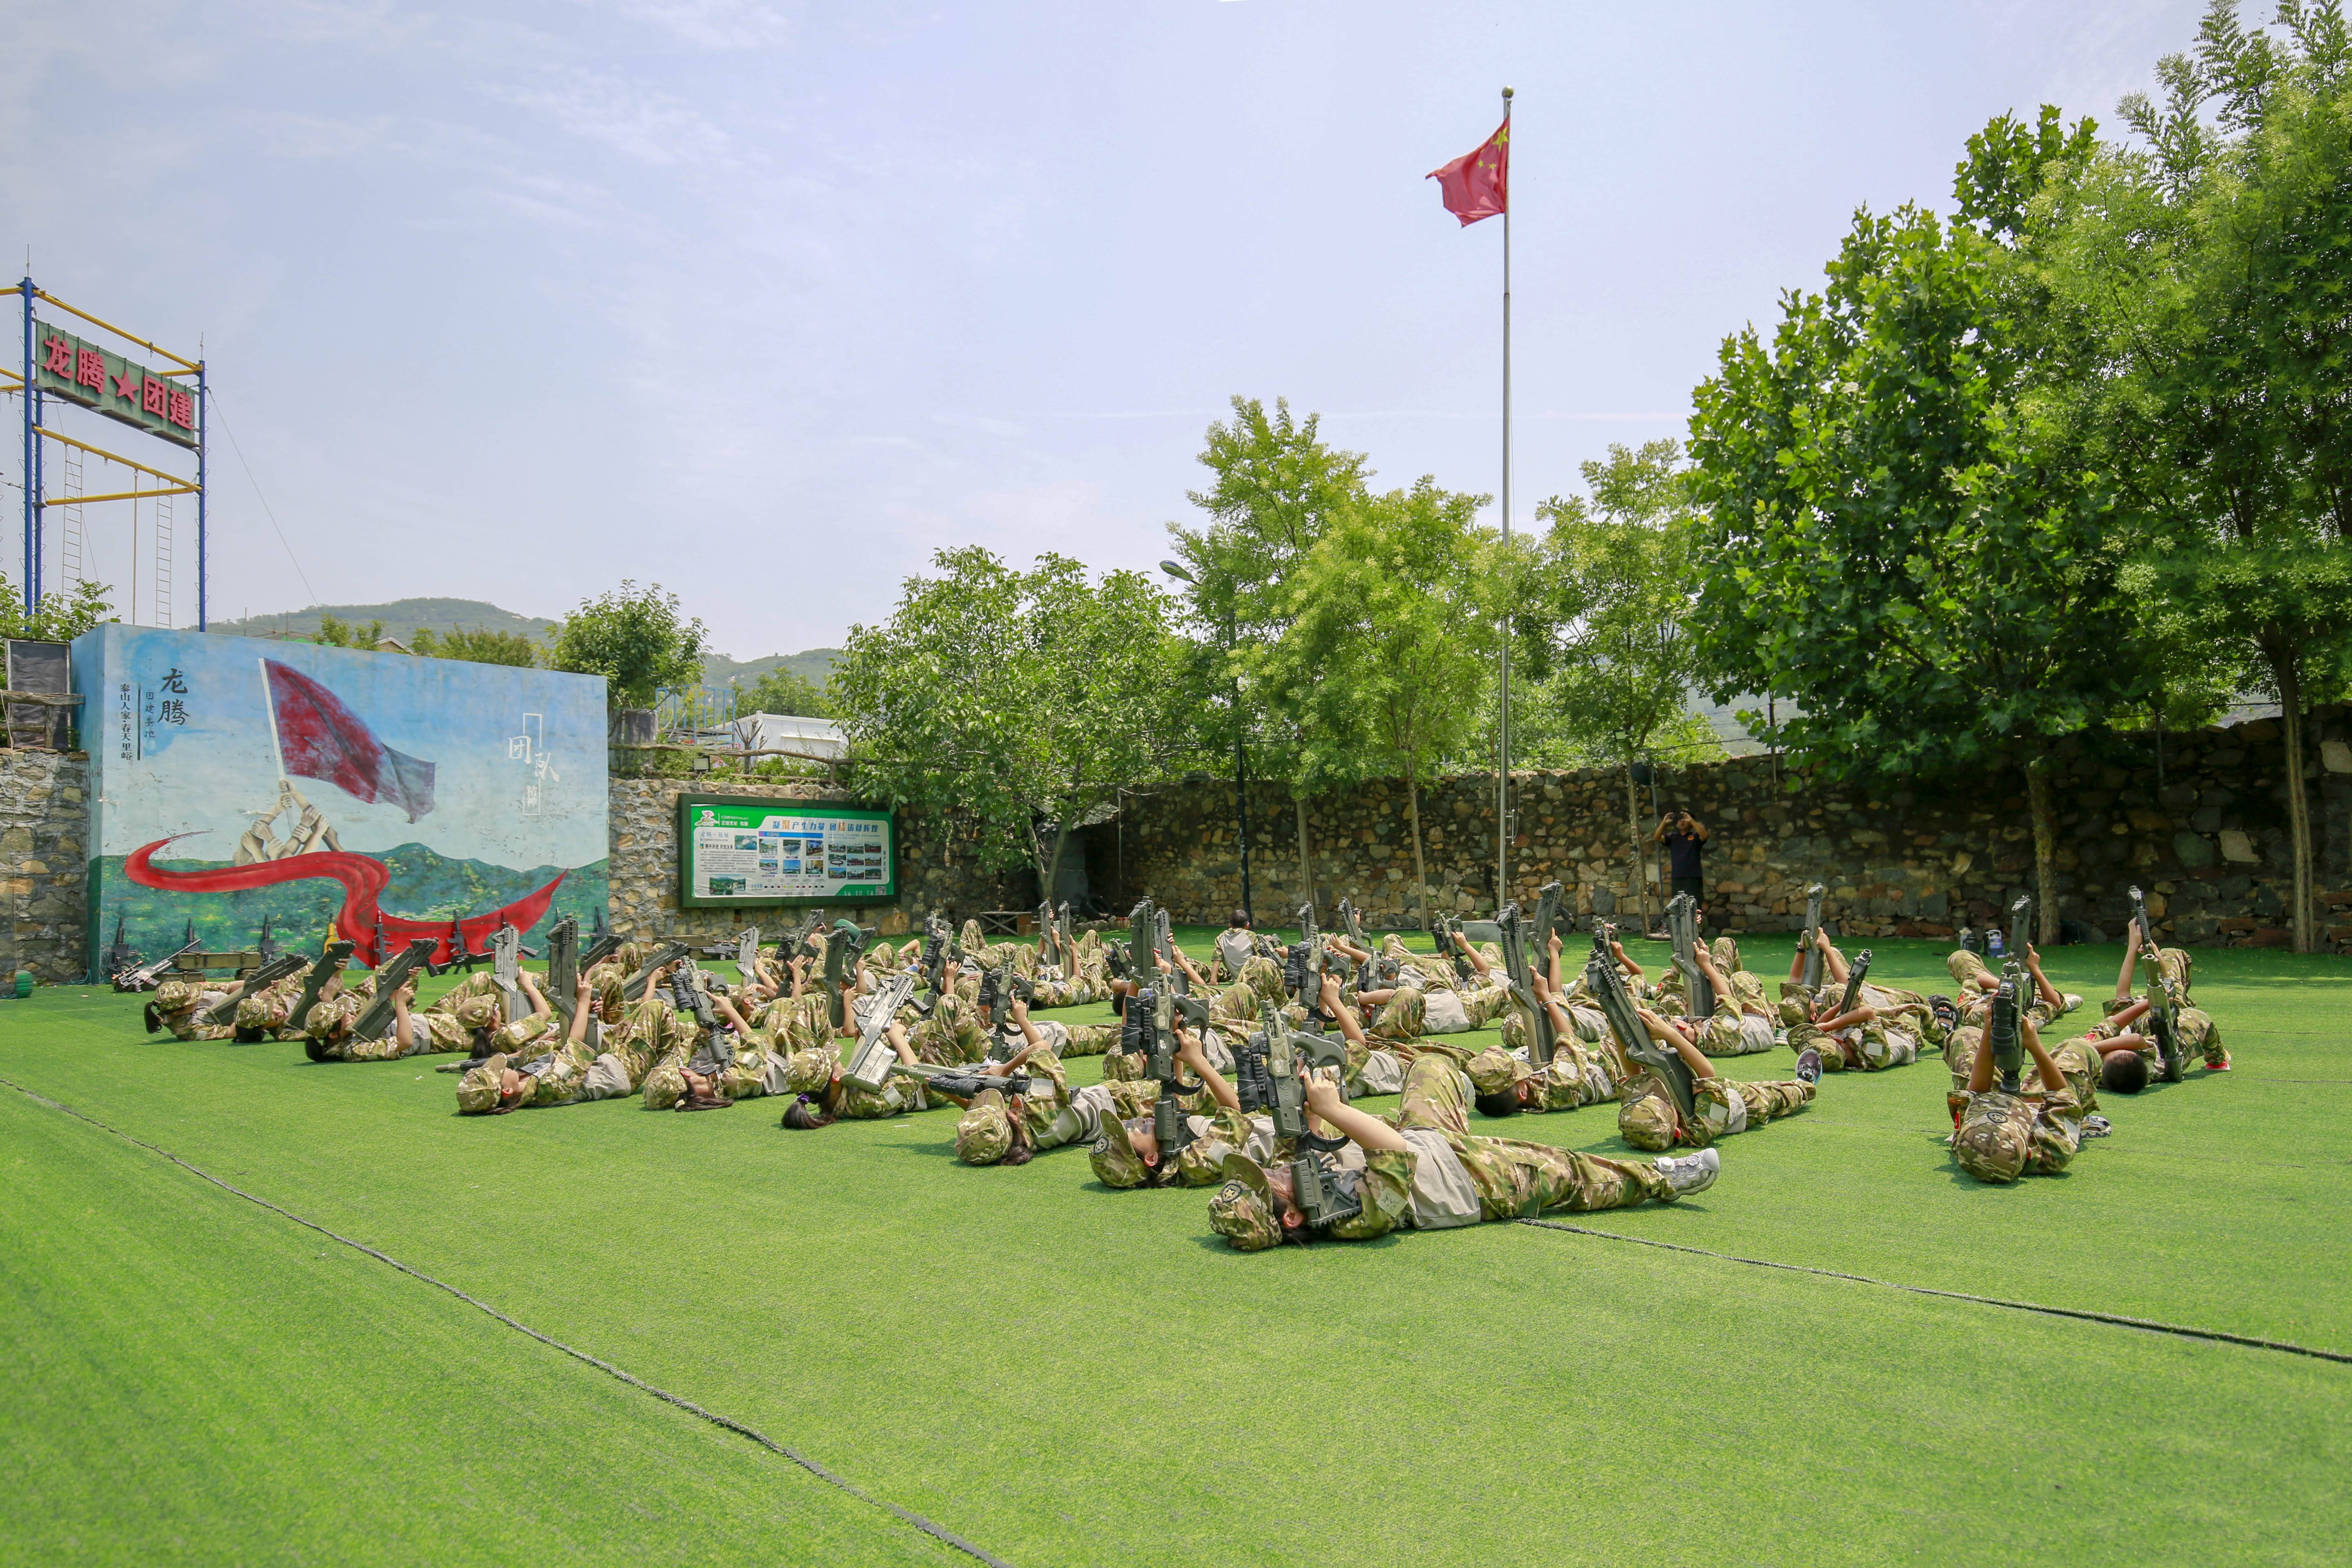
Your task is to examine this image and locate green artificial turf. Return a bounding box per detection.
[3,932,2347,1566]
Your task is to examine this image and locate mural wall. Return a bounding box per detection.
[74,626,609,972]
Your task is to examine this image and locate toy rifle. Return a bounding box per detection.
[1836,949,1873,1018]
[1987,962,2025,1092]
[1797,883,1827,991]
[1243,1000,1361,1228]
[779,910,826,967]
[1429,914,1471,981]
[668,959,722,1036]
[913,912,953,1015]
[2128,886,2184,1082]
[732,926,763,989]
[821,918,871,1030]
[1155,908,1189,997]
[1054,902,1078,971]
[255,913,281,963]
[1495,900,1557,1068]
[290,940,355,1039]
[842,971,920,1091]
[1665,891,1715,1020]
[616,941,693,1004]
[102,914,141,980]
[348,938,440,1045]
[1137,979,1207,1169]
[1529,880,1567,996]
[200,949,307,1026]
[2008,894,2034,963]
[1589,949,1694,1129]
[489,925,526,1025]
[1037,898,1056,963]
[539,921,621,1042]
[892,1060,1034,1100]
[114,937,200,993]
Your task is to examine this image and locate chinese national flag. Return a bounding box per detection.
[1428,118,1509,225]
[264,659,437,822]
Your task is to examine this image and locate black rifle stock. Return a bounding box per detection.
[893,1061,1034,1100]
[1836,949,1874,1018]
[296,941,359,1062]
[349,939,439,1044]
[1588,951,1694,1127]
[1495,901,1558,1067]
[617,942,692,1005]
[2008,894,2034,963]
[1798,884,1826,991]
[2128,886,2183,1080]
[1530,879,1566,997]
[255,913,280,962]
[202,950,308,1026]
[1987,964,2025,1093]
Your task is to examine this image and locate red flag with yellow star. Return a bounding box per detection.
[1428,117,1508,225]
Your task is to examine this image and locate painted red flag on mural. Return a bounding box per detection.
[263,660,437,822]
[1428,118,1509,225]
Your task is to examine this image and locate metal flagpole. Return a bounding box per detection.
[1495,86,1513,913]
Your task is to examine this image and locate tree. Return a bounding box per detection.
[1687,202,2147,941]
[1166,396,1373,914]
[411,626,539,667]
[1525,440,1724,927]
[548,581,708,712]
[0,575,114,642]
[2023,0,2352,950]
[313,613,387,650]
[731,666,829,718]
[1270,479,1490,930]
[832,549,1187,904]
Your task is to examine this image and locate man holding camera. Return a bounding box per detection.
[1652,809,1710,919]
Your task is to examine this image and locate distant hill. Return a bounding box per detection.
[206,599,839,695]
[207,598,558,642]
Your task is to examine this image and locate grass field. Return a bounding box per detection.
[4,931,2347,1567]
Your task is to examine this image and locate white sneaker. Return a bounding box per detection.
[1655,1147,1720,1197]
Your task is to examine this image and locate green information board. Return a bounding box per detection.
[33,320,199,450]
[676,795,895,908]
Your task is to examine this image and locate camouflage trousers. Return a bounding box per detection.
[2109,1002,2226,1070]
[1396,1051,1676,1216]
[1697,999,1779,1057]
[320,1011,470,1062]
[1790,1018,1917,1072]
[1368,987,1426,1042]
[1952,1088,2080,1183]
[1944,1028,2100,1119]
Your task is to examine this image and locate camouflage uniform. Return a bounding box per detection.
[149,979,236,1042]
[1465,1037,1624,1111]
[911,994,988,1066]
[1618,1069,1812,1151]
[1787,1013,1918,1073]
[1367,986,1426,1042]
[1499,997,1611,1057]
[951,1049,1130,1165]
[1694,996,1779,1058]
[231,975,308,1040]
[305,984,471,1061]
[1951,1085,2083,1183]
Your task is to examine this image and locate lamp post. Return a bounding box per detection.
[1162,560,1250,923]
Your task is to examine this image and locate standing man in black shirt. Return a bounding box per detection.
[1654,809,1711,920]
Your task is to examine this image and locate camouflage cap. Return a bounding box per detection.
[454,1054,510,1115]
[1954,1109,2029,1184]
[1088,1114,1152,1189]
[234,992,285,1030]
[1617,1086,1678,1152]
[955,1090,1013,1166]
[778,1045,835,1095]
[448,991,503,1030]
[1465,1046,1535,1097]
[1207,1152,1282,1252]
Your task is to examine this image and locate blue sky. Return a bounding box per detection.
[5,1,2206,658]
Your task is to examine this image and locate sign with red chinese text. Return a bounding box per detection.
[32,321,197,450]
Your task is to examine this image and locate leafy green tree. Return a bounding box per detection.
[548,581,708,713]
[1166,396,1373,912]
[1525,440,1723,927]
[730,666,830,718]
[313,613,387,650]
[410,626,539,667]
[2016,1,2352,949]
[1687,203,2145,940]
[1270,479,1490,930]
[0,575,114,641]
[833,549,1187,902]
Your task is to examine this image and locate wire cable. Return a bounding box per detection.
[1513,1216,2352,1364]
[2,1074,1017,1568]
[203,384,320,609]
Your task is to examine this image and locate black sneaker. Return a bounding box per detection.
[1795,1046,1823,1085]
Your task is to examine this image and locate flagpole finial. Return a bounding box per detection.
[1502,85,1514,99]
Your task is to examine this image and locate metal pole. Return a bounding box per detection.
[196,359,207,629]
[20,276,36,613]
[1495,87,1514,913]
[1231,612,1251,924]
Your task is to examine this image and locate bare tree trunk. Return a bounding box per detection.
[2027,754,2060,945]
[1294,795,1316,927]
[1406,760,1432,933]
[2270,644,2314,953]
[1624,766,1647,931]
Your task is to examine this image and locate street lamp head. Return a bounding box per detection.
[1159,560,1196,584]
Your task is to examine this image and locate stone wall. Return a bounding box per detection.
[0,750,89,982]
[1112,707,2352,950]
[606,775,1015,944]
